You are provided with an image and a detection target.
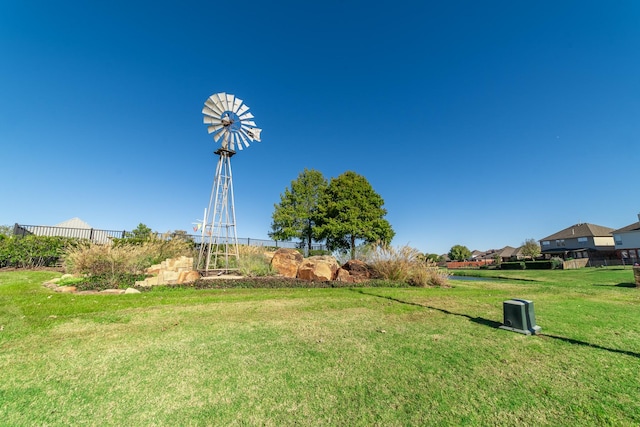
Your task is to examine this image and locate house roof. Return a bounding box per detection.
[612,222,640,233]
[539,223,615,241]
[55,217,92,229]
[32,217,114,244]
[497,246,521,258]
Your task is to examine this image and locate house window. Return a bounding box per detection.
[542,241,550,246]
[577,237,587,243]
[556,239,565,246]
[614,234,622,245]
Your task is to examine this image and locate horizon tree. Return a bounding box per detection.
[521,238,541,260]
[269,168,327,252]
[448,244,471,261]
[314,171,394,259]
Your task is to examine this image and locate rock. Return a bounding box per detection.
[178,270,201,284]
[335,268,354,283]
[100,289,125,295]
[158,270,180,284]
[270,248,304,278]
[56,286,77,293]
[124,288,141,294]
[341,259,375,282]
[297,256,339,281]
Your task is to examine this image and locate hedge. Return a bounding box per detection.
[499,260,553,270]
[0,235,79,268]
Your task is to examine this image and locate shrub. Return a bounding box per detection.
[524,261,553,270]
[551,257,564,270]
[237,246,274,277]
[361,244,449,287]
[309,249,332,256]
[500,261,527,270]
[0,235,78,268]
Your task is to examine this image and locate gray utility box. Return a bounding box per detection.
[499,299,541,335]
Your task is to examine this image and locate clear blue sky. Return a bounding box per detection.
[2,1,639,255]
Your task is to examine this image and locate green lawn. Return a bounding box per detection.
[1,268,639,426]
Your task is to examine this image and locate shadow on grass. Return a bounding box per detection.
[592,282,637,288]
[538,334,640,359]
[352,288,640,359]
[351,288,503,329]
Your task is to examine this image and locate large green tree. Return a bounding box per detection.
[269,168,328,251]
[315,171,394,259]
[448,245,471,261]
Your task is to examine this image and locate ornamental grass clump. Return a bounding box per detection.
[237,245,274,277]
[363,244,449,287]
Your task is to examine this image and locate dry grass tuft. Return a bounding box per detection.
[362,244,449,287]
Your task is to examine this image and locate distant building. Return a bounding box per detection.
[539,223,616,262]
[612,214,640,264]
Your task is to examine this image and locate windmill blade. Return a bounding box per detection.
[237,130,251,148]
[238,112,254,121]
[207,123,224,134]
[212,93,227,112]
[233,133,243,150]
[204,98,223,116]
[203,116,222,125]
[211,127,226,142]
[240,120,257,127]
[245,127,262,142]
[232,97,243,113]
[225,94,235,112]
[202,105,221,119]
[236,104,250,116]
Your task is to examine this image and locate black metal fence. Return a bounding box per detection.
[13,224,326,251]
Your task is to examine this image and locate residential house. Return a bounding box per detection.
[495,245,526,262]
[612,214,640,265]
[539,223,616,262]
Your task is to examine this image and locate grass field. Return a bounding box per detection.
[1,268,639,426]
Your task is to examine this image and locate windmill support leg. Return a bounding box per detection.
[197,148,240,275]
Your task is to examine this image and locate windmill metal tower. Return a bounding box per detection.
[197,92,262,274]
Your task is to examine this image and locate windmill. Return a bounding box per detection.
[197,92,262,274]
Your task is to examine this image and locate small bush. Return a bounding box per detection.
[551,257,564,270]
[72,273,148,291]
[361,244,449,287]
[238,253,274,277]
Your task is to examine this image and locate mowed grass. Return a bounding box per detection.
[1,269,639,426]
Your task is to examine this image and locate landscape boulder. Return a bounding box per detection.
[270,248,304,278]
[340,259,376,283]
[297,256,340,281]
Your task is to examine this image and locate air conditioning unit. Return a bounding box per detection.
[499,299,541,335]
